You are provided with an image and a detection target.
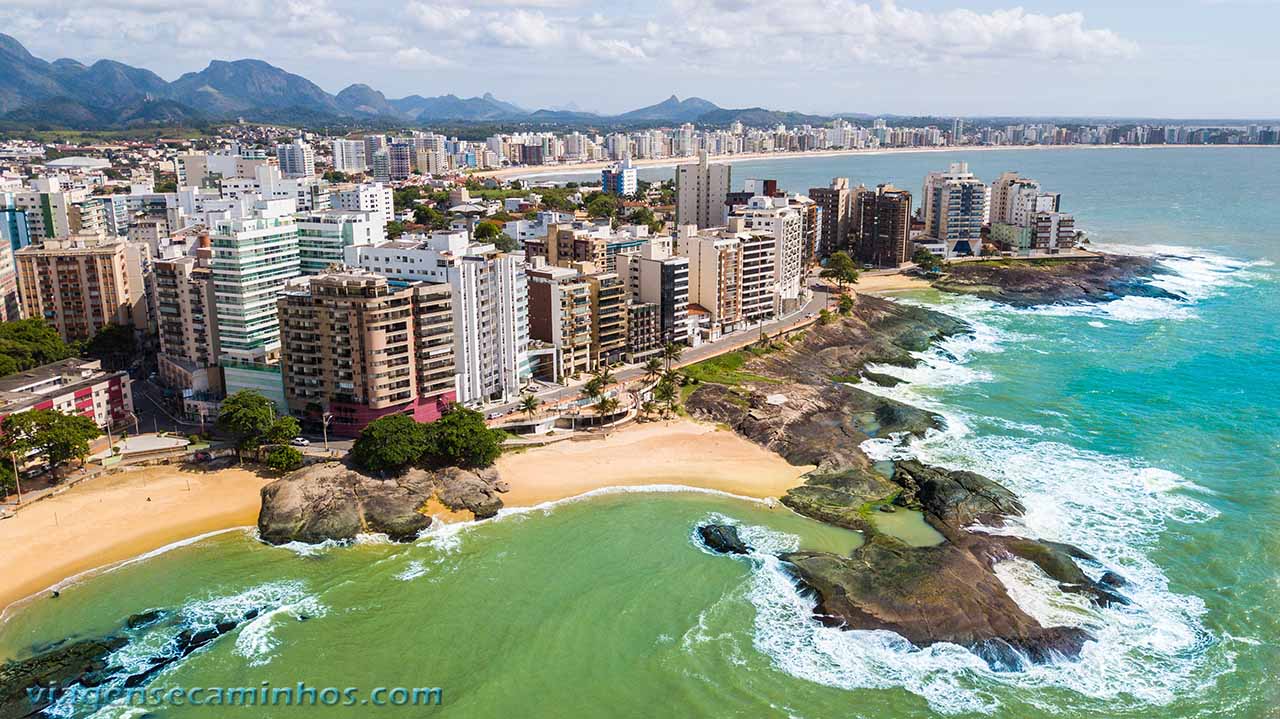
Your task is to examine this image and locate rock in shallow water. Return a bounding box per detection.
[697,524,751,554]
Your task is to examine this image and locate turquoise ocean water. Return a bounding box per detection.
[1,147,1276,718]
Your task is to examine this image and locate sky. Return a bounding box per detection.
[2,0,1278,119]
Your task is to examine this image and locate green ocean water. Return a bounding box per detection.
[2,148,1277,718]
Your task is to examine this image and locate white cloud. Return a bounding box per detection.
[484,9,562,47]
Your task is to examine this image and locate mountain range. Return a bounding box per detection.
[0,34,834,131]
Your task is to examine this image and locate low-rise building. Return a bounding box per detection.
[0,358,132,431]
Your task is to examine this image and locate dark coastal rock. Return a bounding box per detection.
[782,537,1091,666]
[125,609,166,629]
[1,637,127,717]
[682,294,1133,667]
[698,524,751,554]
[931,253,1179,307]
[257,462,508,544]
[862,371,904,387]
[894,460,1025,539]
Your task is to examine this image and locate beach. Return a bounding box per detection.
[852,272,933,294]
[0,418,809,617]
[496,418,812,507]
[0,465,269,618]
[476,142,1275,181]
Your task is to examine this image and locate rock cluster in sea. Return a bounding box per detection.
[687,292,1132,669]
[930,252,1178,307]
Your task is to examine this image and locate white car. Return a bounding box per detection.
[290,437,311,447]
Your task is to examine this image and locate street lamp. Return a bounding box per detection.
[322,413,334,454]
[8,451,23,505]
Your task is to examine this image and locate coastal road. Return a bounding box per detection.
[484,277,834,418]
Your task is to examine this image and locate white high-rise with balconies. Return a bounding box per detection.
[730,196,804,307]
[345,233,531,404]
[276,139,316,178]
[331,139,368,173]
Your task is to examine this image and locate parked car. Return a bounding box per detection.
[193,451,212,462]
[486,411,505,421]
[19,465,48,480]
[290,437,311,447]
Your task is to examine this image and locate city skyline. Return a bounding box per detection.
[0,1,1277,120]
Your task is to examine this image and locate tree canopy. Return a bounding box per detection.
[820,251,860,290]
[265,445,304,472]
[420,406,505,469]
[217,390,276,445]
[350,413,426,474]
[0,409,101,470]
[0,319,75,377]
[263,415,301,445]
[912,248,943,272]
[82,324,136,370]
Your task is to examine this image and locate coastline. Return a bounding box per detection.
[0,465,269,619]
[1,418,811,619]
[477,143,1277,181]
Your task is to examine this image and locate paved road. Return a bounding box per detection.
[485,277,834,419]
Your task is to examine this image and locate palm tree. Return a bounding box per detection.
[519,393,540,420]
[662,342,684,370]
[643,357,663,381]
[640,400,657,419]
[662,369,683,387]
[595,367,616,388]
[596,395,620,417]
[654,380,677,418]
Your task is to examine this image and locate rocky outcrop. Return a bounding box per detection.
[698,524,751,554]
[931,253,1178,307]
[685,292,1129,667]
[1,637,127,717]
[257,462,507,545]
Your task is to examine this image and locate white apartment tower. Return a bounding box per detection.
[276,139,316,178]
[331,139,368,173]
[730,196,804,307]
[345,233,532,404]
[331,183,395,228]
[922,163,989,257]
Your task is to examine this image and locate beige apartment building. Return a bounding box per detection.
[585,273,628,367]
[527,265,594,381]
[154,246,221,394]
[276,270,456,436]
[15,234,148,342]
[677,226,744,337]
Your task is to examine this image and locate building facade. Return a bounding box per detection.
[853,184,913,267]
[15,235,149,342]
[675,150,731,229]
[277,271,456,436]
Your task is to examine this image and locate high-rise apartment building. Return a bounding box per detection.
[853,184,912,267]
[809,178,854,257]
[730,196,804,306]
[346,233,531,404]
[209,200,301,374]
[601,156,638,196]
[331,182,395,228]
[154,248,221,393]
[617,243,689,344]
[277,270,456,436]
[331,139,368,173]
[296,210,384,275]
[922,162,989,256]
[585,273,627,367]
[676,226,743,336]
[676,150,731,229]
[15,234,149,342]
[276,139,316,178]
[527,265,594,381]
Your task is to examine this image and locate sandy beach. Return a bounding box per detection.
[496,418,812,506]
[852,273,933,295]
[0,465,269,617]
[477,143,1275,181]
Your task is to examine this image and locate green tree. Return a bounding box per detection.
[386,220,406,240]
[493,233,518,253]
[264,416,301,445]
[217,390,276,447]
[351,414,426,474]
[1,410,100,470]
[585,194,619,219]
[662,342,684,370]
[265,445,304,472]
[912,248,943,273]
[596,395,620,417]
[518,394,541,420]
[654,380,678,417]
[643,357,663,381]
[82,324,136,370]
[473,221,502,241]
[820,251,860,292]
[838,294,856,316]
[413,205,446,228]
[0,319,75,376]
[420,406,505,469]
[322,170,349,183]
[818,308,835,325]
